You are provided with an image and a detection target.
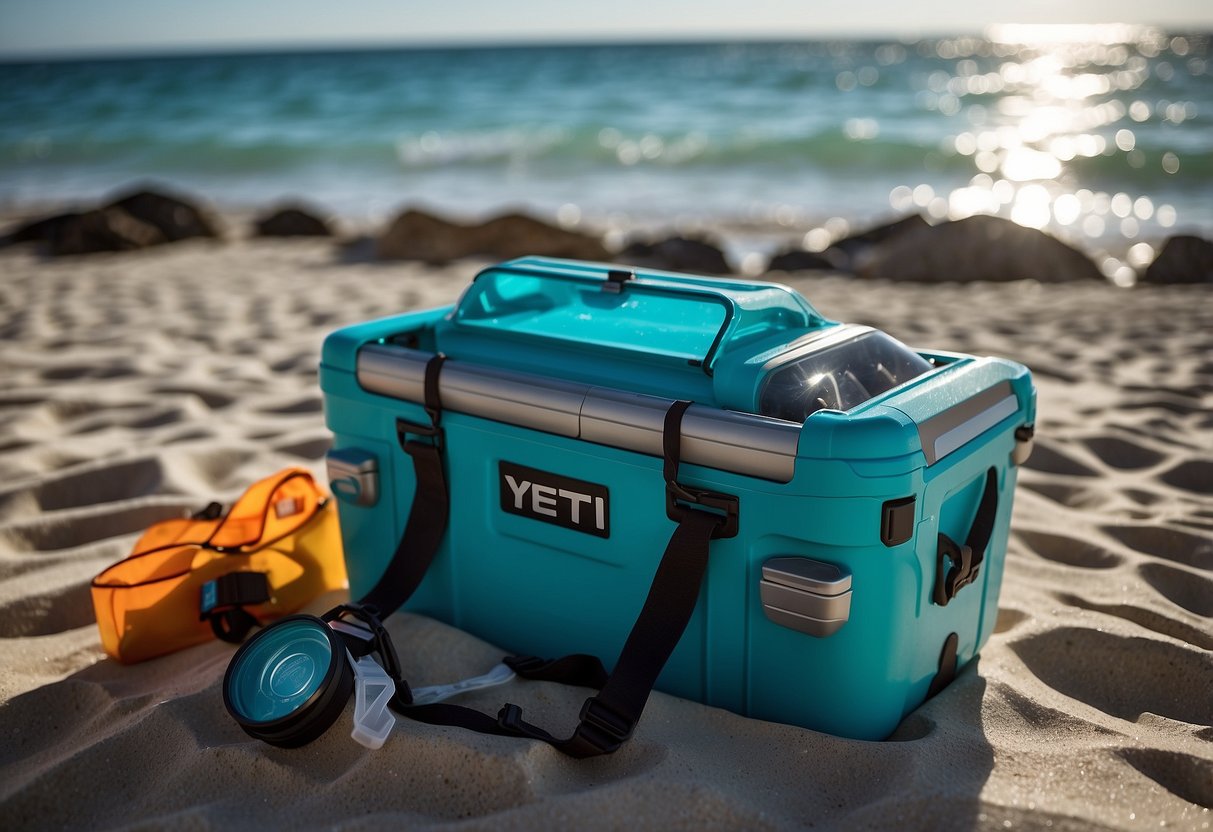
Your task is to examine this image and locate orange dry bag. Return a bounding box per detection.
[91,467,347,663]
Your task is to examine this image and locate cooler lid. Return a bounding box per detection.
[447,258,828,375]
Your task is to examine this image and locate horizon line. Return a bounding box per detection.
[3,24,1207,65]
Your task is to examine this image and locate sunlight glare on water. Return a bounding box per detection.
[889,24,1206,251]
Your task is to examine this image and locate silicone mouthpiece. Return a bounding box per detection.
[350,653,396,750]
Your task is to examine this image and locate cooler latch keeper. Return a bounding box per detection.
[602,269,635,294]
[880,496,916,547]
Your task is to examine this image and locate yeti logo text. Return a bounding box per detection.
[499,461,610,538]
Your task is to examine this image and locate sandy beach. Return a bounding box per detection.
[0,232,1210,830]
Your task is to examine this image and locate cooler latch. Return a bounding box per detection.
[602,269,635,294]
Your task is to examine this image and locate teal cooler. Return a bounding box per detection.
[320,257,1035,741]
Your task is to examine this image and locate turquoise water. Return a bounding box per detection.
[1,31,1210,255]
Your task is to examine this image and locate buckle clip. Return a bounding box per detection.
[396,416,443,451]
[665,482,739,539]
[577,697,634,752]
[934,534,978,606]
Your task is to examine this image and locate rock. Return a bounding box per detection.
[831,214,929,257]
[2,211,79,247]
[1142,235,1213,284]
[105,187,220,241]
[43,208,165,256]
[766,249,839,273]
[818,214,930,272]
[859,215,1104,283]
[473,213,609,261]
[254,205,332,237]
[617,236,731,275]
[375,209,476,263]
[376,209,608,263]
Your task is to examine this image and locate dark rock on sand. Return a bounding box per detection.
[832,214,929,258]
[254,205,332,237]
[764,215,927,275]
[43,208,165,256]
[766,249,839,273]
[859,215,1104,282]
[1142,235,1213,284]
[2,211,77,247]
[376,209,608,263]
[617,236,731,275]
[376,209,477,263]
[474,212,609,261]
[105,187,220,242]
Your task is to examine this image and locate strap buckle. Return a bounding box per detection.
[396,416,443,450]
[576,697,634,752]
[666,482,739,539]
[934,534,978,606]
[200,571,270,618]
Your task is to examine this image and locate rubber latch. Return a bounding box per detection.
[880,496,916,547]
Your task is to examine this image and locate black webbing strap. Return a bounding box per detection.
[202,571,271,643]
[357,354,449,618]
[397,399,731,757]
[934,467,998,606]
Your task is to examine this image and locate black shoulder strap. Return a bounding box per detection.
[357,354,449,617]
[934,467,998,606]
[397,399,737,757]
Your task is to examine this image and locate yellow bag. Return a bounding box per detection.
[91,467,348,663]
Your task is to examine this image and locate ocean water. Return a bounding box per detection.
[1,28,1210,266]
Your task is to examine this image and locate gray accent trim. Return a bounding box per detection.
[761,606,848,639]
[356,344,801,482]
[580,387,800,481]
[759,556,852,638]
[761,556,852,595]
[917,381,1017,465]
[359,344,585,438]
[326,448,379,507]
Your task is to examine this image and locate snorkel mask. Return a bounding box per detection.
[224,604,514,749]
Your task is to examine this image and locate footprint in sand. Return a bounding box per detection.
[1054,593,1213,651]
[151,386,236,410]
[1080,436,1166,470]
[1014,529,1122,569]
[1012,627,1213,727]
[273,435,333,460]
[1138,563,1213,618]
[0,457,166,513]
[0,581,95,638]
[1101,524,1213,570]
[257,396,324,415]
[1022,440,1098,477]
[0,502,193,553]
[1020,480,1107,510]
[1159,459,1213,496]
[1116,749,1213,810]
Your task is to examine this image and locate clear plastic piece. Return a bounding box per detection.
[409,663,516,706]
[350,653,397,750]
[759,331,933,422]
